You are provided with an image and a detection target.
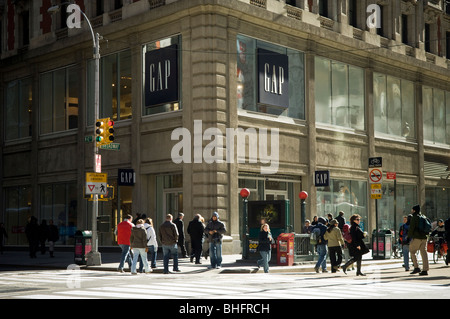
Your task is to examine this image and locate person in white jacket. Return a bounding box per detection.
[144,218,158,269]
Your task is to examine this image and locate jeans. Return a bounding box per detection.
[315,244,328,270]
[148,245,157,268]
[131,248,150,274]
[402,244,410,270]
[257,250,271,273]
[118,244,132,270]
[209,242,223,267]
[162,244,179,273]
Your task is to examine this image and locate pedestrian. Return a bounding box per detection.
[204,211,226,269]
[311,216,318,226]
[257,223,273,273]
[327,213,333,224]
[408,204,429,276]
[335,211,345,230]
[48,220,59,258]
[0,223,8,254]
[174,212,188,258]
[445,217,450,266]
[342,214,369,276]
[312,217,328,273]
[399,215,411,271]
[324,219,344,273]
[159,214,180,274]
[144,218,158,269]
[38,219,49,255]
[25,216,39,258]
[187,214,205,264]
[342,223,354,271]
[130,219,151,275]
[200,216,209,260]
[302,220,312,234]
[116,214,134,273]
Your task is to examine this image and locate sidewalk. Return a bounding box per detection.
[0,248,406,274]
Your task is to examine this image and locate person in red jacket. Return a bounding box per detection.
[117,214,134,272]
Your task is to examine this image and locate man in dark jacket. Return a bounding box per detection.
[159,214,180,274]
[312,217,328,273]
[174,213,188,258]
[204,212,226,269]
[25,216,39,258]
[188,214,205,264]
[408,205,429,276]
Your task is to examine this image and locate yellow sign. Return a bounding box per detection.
[86,172,107,183]
[370,183,382,199]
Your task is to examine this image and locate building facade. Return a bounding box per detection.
[1,0,449,252]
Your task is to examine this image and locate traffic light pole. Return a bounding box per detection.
[87,31,102,266]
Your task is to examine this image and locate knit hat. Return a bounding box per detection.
[212,211,219,218]
[412,205,420,213]
[329,219,338,226]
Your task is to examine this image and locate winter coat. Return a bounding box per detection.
[130,226,148,249]
[188,218,205,241]
[159,221,179,246]
[399,223,410,245]
[324,227,344,248]
[48,225,59,242]
[144,223,158,249]
[408,212,428,240]
[348,222,367,257]
[117,220,134,245]
[204,218,226,243]
[174,218,185,241]
[258,230,272,251]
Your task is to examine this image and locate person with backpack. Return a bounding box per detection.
[399,215,411,271]
[408,204,429,276]
[311,217,328,273]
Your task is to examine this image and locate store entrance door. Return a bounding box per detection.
[163,190,183,221]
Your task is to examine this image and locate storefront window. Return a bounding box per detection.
[4,186,31,245]
[425,187,450,222]
[87,49,132,124]
[373,73,415,138]
[422,86,450,145]
[315,57,364,130]
[40,182,77,245]
[237,34,305,120]
[316,179,368,231]
[377,183,417,232]
[142,35,181,116]
[5,78,32,141]
[40,66,79,135]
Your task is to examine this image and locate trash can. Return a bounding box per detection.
[277,233,295,266]
[372,229,392,259]
[74,230,92,265]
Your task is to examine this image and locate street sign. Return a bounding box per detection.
[369,157,382,168]
[370,183,382,199]
[99,143,120,150]
[86,172,108,195]
[314,170,330,187]
[95,154,101,173]
[386,172,396,180]
[369,168,383,184]
[84,135,93,143]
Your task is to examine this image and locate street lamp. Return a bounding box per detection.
[299,191,308,228]
[240,188,250,259]
[48,2,102,266]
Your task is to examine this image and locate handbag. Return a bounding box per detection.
[360,243,370,255]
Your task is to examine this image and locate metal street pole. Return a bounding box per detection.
[48,3,102,265]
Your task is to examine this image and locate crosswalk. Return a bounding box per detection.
[6,272,447,299]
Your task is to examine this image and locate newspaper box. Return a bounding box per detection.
[277,233,295,266]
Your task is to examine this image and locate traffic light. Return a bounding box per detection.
[96,117,114,146]
[95,118,107,146]
[105,119,114,144]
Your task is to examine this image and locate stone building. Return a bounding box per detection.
[1,0,449,252]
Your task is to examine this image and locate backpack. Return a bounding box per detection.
[343,230,352,243]
[417,214,432,235]
[310,227,321,245]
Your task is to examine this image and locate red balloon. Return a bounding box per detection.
[299,191,308,200]
[240,188,250,198]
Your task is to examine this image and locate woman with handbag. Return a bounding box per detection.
[342,214,369,276]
